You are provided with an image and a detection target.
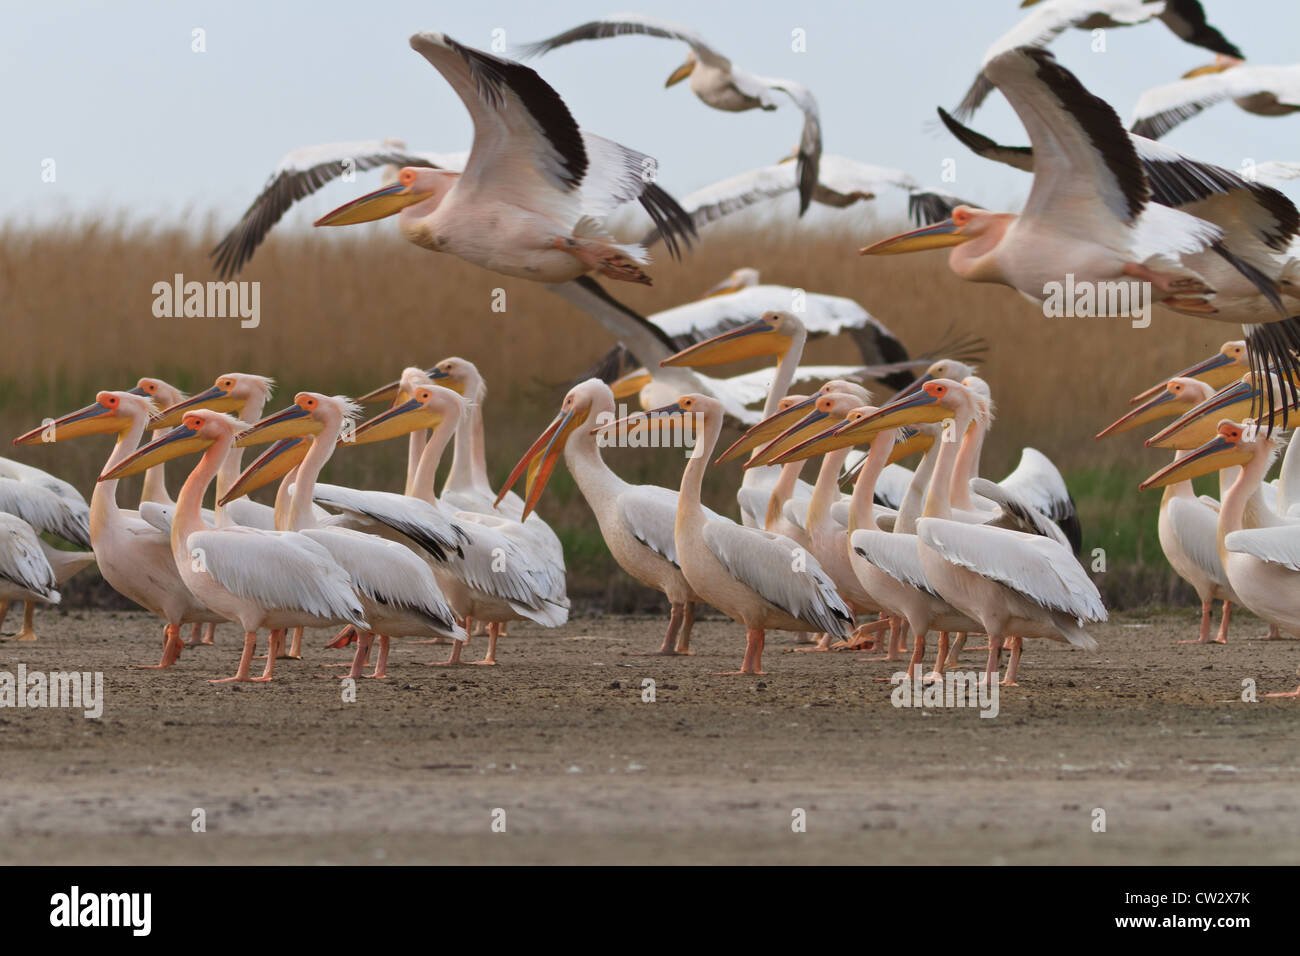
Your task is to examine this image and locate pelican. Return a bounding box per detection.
[1126,340,1248,406]
[211,140,468,278]
[14,391,227,667]
[222,393,465,678]
[497,378,708,655]
[601,394,853,674]
[0,514,60,632]
[852,379,1106,685]
[955,0,1243,119]
[100,410,369,683]
[335,385,570,665]
[865,48,1300,403]
[522,15,822,214]
[1141,420,1300,697]
[1130,59,1300,140]
[1100,377,1240,643]
[313,33,695,285]
[0,457,93,641]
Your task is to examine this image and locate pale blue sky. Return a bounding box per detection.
[4,0,1299,232]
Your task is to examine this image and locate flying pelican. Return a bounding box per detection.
[600,394,853,674]
[312,33,695,286]
[852,379,1106,685]
[0,456,94,641]
[100,410,369,683]
[337,385,570,665]
[955,0,1243,119]
[14,391,227,667]
[211,140,468,278]
[1100,377,1240,643]
[1141,419,1300,697]
[497,378,708,655]
[522,15,822,214]
[864,48,1300,410]
[222,393,466,678]
[1130,59,1300,140]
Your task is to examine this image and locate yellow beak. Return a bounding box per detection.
[351,398,443,445]
[151,384,242,429]
[13,400,126,445]
[1096,387,1187,439]
[665,60,694,87]
[859,218,971,256]
[1140,431,1252,490]
[315,182,434,227]
[1146,380,1256,449]
[1127,346,1242,405]
[610,368,653,401]
[220,436,311,505]
[715,397,815,465]
[497,406,590,521]
[850,389,953,431]
[236,403,322,447]
[661,320,792,369]
[100,424,214,480]
[747,406,847,469]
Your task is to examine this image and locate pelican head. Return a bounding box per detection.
[860,205,1013,283]
[746,391,863,468]
[665,49,697,87]
[593,392,720,449]
[771,402,887,464]
[133,378,187,413]
[237,392,358,447]
[151,373,274,428]
[661,310,803,369]
[714,393,813,464]
[1140,421,1259,490]
[498,379,608,520]
[1181,55,1244,80]
[426,356,482,400]
[848,378,969,432]
[1096,377,1213,439]
[891,358,977,401]
[697,267,760,299]
[358,366,434,407]
[1145,373,1290,450]
[351,384,461,445]
[100,409,243,481]
[1127,340,1247,406]
[14,390,156,445]
[314,166,454,228]
[220,437,313,506]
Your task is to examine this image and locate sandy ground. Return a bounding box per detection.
[1,607,1299,865]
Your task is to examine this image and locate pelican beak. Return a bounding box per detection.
[315,181,434,227]
[665,59,694,87]
[746,405,846,469]
[426,367,466,395]
[357,378,403,405]
[1146,381,1255,449]
[590,400,687,439]
[14,400,125,445]
[888,427,934,464]
[1127,349,1237,405]
[1096,388,1183,439]
[352,397,442,445]
[769,412,870,464]
[152,385,241,429]
[1140,427,1252,490]
[715,397,815,465]
[1181,56,1239,80]
[860,218,971,256]
[610,368,653,400]
[100,424,212,480]
[220,437,310,505]
[889,371,934,403]
[498,406,590,521]
[850,388,952,431]
[697,275,745,299]
[661,320,792,369]
[236,403,321,447]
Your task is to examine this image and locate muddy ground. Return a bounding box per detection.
[1,607,1298,865]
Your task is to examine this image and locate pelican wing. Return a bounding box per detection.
[757,78,822,215]
[300,528,463,637]
[186,527,367,628]
[211,140,467,278]
[617,485,685,566]
[0,515,59,600]
[519,14,731,69]
[996,448,1082,551]
[309,483,469,563]
[851,528,938,595]
[0,476,91,548]
[918,517,1106,622]
[1130,64,1300,140]
[1166,496,1230,587]
[970,477,1071,548]
[449,514,570,627]
[651,286,886,346]
[1224,525,1300,571]
[701,521,852,636]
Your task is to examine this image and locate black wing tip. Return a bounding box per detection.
[1245,316,1300,429]
[639,181,697,261]
[953,72,994,121]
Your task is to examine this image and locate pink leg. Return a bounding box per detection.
[426,638,465,666]
[286,626,304,659]
[201,622,216,645]
[714,627,766,675]
[367,635,390,679]
[345,631,375,679]
[675,602,696,653]
[983,634,1004,685]
[470,623,500,665]
[924,631,949,682]
[634,603,685,656]
[209,631,261,684]
[136,622,184,669]
[1001,637,1022,686]
[1248,622,1287,641]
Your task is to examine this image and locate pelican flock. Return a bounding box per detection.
[15,6,1300,709]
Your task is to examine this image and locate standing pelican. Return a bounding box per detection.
[100,410,369,683]
[602,395,852,674]
[497,379,706,655]
[523,15,822,214]
[0,514,60,633]
[314,33,694,285]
